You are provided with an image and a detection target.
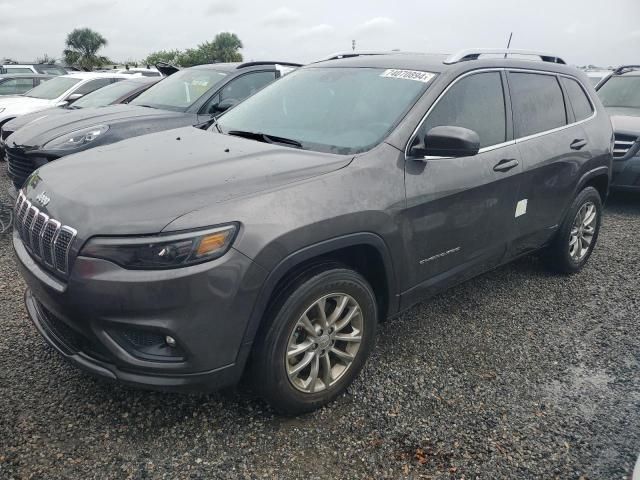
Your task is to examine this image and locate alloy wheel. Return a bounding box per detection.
[569,201,597,261]
[286,293,363,394]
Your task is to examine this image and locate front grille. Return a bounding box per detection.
[0,127,11,141]
[613,133,638,159]
[6,150,36,189]
[14,190,77,275]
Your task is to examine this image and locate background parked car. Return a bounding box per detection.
[1,64,68,76]
[0,72,131,128]
[1,76,161,144]
[596,65,640,192]
[585,69,611,87]
[3,61,300,193]
[0,74,54,96]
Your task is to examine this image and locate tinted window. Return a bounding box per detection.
[131,69,227,111]
[509,72,567,138]
[220,71,276,102]
[73,78,112,95]
[597,76,640,109]
[0,78,34,95]
[24,76,81,99]
[419,72,506,148]
[34,65,67,75]
[72,79,145,108]
[218,67,433,155]
[4,67,33,74]
[561,77,593,121]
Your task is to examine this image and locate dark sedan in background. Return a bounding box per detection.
[0,74,54,96]
[3,61,299,195]
[596,65,640,191]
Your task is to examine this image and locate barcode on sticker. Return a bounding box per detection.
[381,69,435,83]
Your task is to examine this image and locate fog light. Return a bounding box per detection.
[165,335,177,348]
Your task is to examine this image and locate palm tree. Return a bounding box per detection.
[63,28,109,70]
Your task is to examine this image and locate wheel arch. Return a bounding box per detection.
[576,166,610,202]
[240,232,399,347]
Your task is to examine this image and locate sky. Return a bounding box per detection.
[0,0,639,67]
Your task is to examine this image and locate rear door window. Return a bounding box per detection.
[73,78,112,96]
[220,71,277,103]
[419,71,507,149]
[509,72,567,138]
[0,78,34,95]
[561,77,594,121]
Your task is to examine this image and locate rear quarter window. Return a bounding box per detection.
[561,77,594,121]
[509,72,567,138]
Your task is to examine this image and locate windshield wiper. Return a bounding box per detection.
[227,130,302,148]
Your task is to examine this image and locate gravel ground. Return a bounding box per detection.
[1,170,638,479]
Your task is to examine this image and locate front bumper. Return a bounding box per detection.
[15,231,268,392]
[611,155,640,191]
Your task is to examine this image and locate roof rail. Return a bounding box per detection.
[444,48,566,65]
[613,65,640,75]
[315,51,396,63]
[236,61,302,69]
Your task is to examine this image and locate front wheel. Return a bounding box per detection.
[545,186,602,274]
[250,267,378,414]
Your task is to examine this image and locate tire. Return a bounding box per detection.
[545,186,602,274]
[250,267,378,415]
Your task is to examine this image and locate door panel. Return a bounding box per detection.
[400,70,521,307]
[403,145,522,301]
[507,71,593,254]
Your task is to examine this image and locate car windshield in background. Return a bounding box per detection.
[35,65,68,75]
[598,76,640,108]
[131,69,227,111]
[24,76,81,100]
[217,67,434,155]
[71,80,142,109]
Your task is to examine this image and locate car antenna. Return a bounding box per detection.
[504,32,513,58]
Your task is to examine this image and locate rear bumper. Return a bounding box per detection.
[611,155,640,191]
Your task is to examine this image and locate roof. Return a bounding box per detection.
[308,50,579,76]
[61,72,133,80]
[189,61,301,72]
[0,73,55,79]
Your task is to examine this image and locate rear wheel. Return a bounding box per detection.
[251,267,377,414]
[545,186,602,273]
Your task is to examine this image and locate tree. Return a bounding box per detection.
[63,28,109,70]
[143,32,243,68]
[35,54,56,64]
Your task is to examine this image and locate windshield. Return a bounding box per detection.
[35,65,67,75]
[131,69,227,111]
[72,80,145,108]
[217,67,434,154]
[24,76,80,100]
[597,76,640,108]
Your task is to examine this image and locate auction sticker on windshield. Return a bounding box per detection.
[381,69,435,83]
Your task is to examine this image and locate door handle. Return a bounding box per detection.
[493,158,519,172]
[570,139,587,150]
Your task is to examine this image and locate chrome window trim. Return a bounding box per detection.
[405,67,598,160]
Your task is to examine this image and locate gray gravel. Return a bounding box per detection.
[1,170,639,479]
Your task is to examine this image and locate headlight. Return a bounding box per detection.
[43,124,109,151]
[80,224,238,269]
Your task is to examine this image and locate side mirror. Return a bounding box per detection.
[410,126,480,158]
[66,93,84,103]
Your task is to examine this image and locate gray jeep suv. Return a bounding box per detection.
[13,49,613,414]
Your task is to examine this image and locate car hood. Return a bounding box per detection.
[2,107,70,135]
[606,107,640,136]
[0,96,54,110]
[24,126,353,236]
[7,104,195,150]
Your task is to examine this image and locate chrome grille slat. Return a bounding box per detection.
[13,191,77,276]
[613,134,638,159]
